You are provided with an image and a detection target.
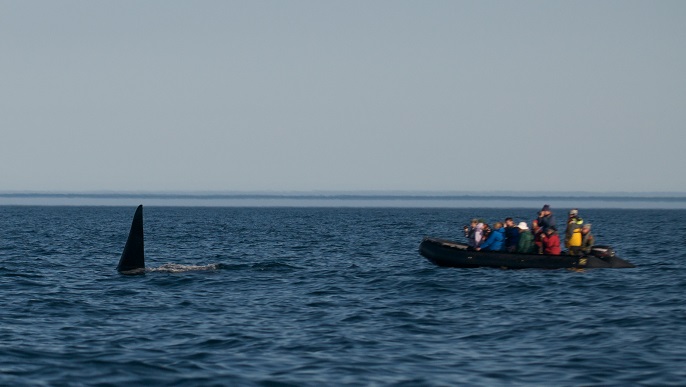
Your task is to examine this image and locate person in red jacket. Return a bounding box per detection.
[541,227,561,255]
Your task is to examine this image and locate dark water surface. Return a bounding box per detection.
[1,206,685,386]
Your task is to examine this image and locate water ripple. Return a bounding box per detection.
[1,207,685,385]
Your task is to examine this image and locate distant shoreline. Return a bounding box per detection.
[2,192,686,202]
[2,191,686,209]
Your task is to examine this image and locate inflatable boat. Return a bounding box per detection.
[419,237,635,269]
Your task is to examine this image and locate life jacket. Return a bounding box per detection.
[568,218,583,247]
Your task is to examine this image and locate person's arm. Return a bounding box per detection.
[479,234,494,250]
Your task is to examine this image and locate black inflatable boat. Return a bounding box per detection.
[419,237,635,269]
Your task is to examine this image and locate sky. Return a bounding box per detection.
[1,1,685,193]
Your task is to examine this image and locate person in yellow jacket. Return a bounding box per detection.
[565,209,584,255]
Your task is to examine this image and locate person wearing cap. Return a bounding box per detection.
[565,209,584,255]
[504,217,520,253]
[516,221,536,254]
[580,224,595,255]
[537,204,556,233]
[541,226,561,255]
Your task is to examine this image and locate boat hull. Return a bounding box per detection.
[419,237,635,269]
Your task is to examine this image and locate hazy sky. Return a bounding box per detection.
[1,1,684,193]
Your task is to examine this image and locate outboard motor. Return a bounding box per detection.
[591,245,615,258]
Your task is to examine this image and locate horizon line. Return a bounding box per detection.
[2,191,686,202]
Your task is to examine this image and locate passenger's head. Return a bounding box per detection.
[494,221,503,229]
[569,209,579,218]
[541,204,551,214]
[518,222,529,231]
[546,226,557,235]
[582,224,591,234]
[471,218,478,226]
[531,219,540,230]
[505,217,514,226]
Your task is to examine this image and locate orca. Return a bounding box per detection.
[117,205,145,274]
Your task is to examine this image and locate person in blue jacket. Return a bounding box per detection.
[477,222,506,251]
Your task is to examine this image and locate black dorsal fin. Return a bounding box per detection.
[117,205,145,274]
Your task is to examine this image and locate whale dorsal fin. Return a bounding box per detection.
[117,205,145,274]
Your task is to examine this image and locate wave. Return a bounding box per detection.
[146,263,222,273]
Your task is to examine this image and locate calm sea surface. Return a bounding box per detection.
[1,205,685,386]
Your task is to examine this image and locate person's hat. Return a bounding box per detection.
[518,222,529,230]
[583,223,591,229]
[541,204,550,211]
[569,209,578,216]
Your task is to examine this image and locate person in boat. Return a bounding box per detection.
[537,204,556,233]
[463,219,484,248]
[565,209,584,255]
[476,222,505,252]
[481,223,492,241]
[504,217,520,253]
[531,219,544,254]
[580,223,595,255]
[516,221,536,254]
[540,226,561,255]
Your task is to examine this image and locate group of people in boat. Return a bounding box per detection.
[462,204,595,256]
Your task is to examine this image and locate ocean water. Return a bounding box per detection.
[1,205,685,386]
